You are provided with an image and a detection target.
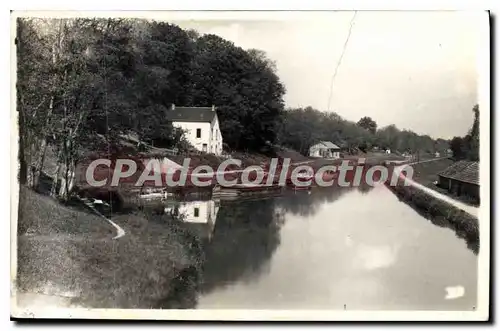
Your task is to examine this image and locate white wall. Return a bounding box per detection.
[309,144,340,159]
[309,148,321,157]
[210,115,223,156]
[173,121,211,153]
[173,115,224,156]
[176,200,219,224]
[309,144,322,157]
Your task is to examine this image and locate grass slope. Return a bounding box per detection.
[15,187,203,309]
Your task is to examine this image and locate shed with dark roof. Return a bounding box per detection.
[438,160,479,203]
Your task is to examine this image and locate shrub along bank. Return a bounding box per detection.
[385,182,479,254]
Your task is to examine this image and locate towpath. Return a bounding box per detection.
[394,159,479,218]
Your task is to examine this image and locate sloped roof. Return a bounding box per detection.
[312,141,341,149]
[166,107,216,123]
[438,160,479,185]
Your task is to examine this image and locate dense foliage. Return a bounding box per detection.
[17,18,285,197]
[277,106,450,156]
[357,116,377,134]
[449,105,479,161]
[17,17,463,200]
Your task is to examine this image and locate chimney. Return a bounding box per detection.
[171,103,175,110]
[212,105,215,112]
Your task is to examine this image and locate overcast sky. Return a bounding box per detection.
[172,11,482,139]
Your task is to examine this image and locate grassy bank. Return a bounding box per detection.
[411,158,454,186]
[16,187,203,309]
[17,186,115,237]
[410,158,479,207]
[385,182,479,254]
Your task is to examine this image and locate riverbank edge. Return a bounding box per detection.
[14,186,205,309]
[409,158,480,207]
[384,181,479,253]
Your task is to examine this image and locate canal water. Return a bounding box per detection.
[146,184,478,311]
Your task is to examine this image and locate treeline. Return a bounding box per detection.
[17,18,285,197]
[449,105,479,161]
[277,106,450,155]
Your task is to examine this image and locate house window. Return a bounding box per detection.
[196,128,201,138]
[194,207,199,217]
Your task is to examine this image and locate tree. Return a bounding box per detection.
[18,18,291,200]
[189,34,285,151]
[357,116,377,134]
[449,104,479,161]
[466,104,479,161]
[278,106,450,157]
[450,136,466,159]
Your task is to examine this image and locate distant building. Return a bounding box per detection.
[385,149,391,154]
[438,161,479,203]
[309,141,341,159]
[435,151,441,158]
[166,104,224,156]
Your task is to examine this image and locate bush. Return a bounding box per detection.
[385,182,479,254]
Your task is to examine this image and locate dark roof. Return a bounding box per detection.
[438,160,479,185]
[166,107,216,123]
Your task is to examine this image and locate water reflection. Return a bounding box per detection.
[275,187,350,217]
[138,184,476,310]
[146,187,351,308]
[201,198,285,293]
[389,191,479,255]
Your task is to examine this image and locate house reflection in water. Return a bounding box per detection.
[165,199,220,241]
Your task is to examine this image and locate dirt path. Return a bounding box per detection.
[395,159,479,218]
[78,197,126,239]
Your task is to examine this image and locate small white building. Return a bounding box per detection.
[167,104,224,156]
[309,141,341,159]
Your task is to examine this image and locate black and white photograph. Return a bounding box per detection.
[10,10,490,321]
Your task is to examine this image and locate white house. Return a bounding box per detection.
[167,104,224,155]
[309,141,341,159]
[165,199,220,241]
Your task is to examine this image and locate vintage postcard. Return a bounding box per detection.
[10,10,490,321]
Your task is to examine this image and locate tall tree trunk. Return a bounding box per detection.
[32,96,54,190]
[50,149,63,197]
[51,162,61,197]
[59,162,75,201]
[32,20,66,190]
